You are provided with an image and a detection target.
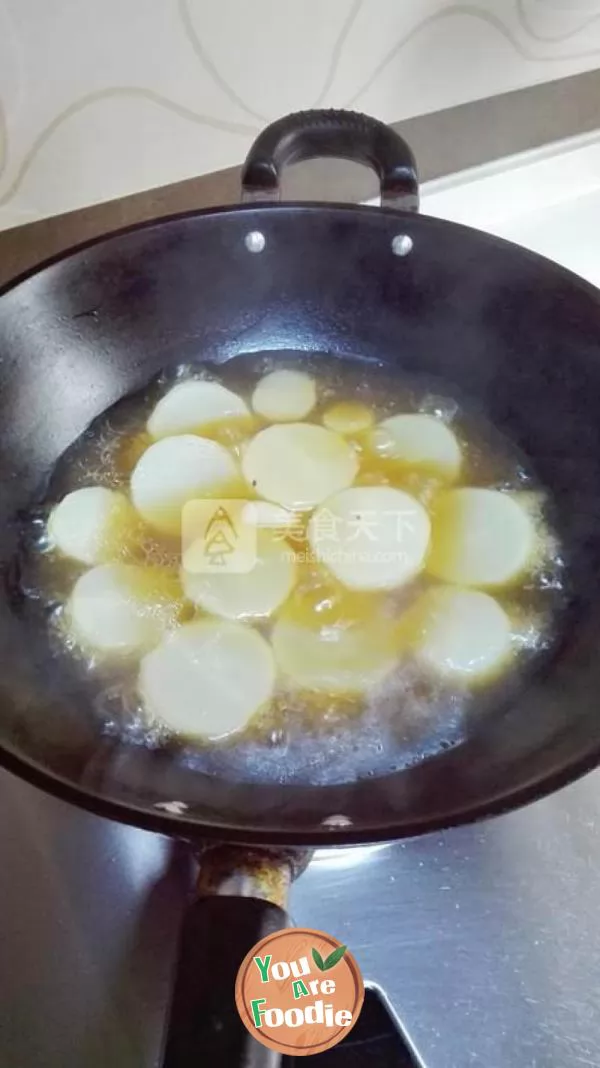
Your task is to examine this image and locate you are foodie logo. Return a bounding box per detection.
[235,927,364,1057]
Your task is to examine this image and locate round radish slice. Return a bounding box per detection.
[68,563,182,656]
[272,618,396,695]
[48,487,138,565]
[371,413,461,480]
[138,620,275,739]
[131,434,240,536]
[181,531,296,620]
[427,488,536,587]
[322,401,373,435]
[147,380,249,439]
[308,486,430,591]
[242,423,358,510]
[412,586,512,680]
[252,369,316,422]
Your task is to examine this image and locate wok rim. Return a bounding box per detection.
[1,732,599,844]
[4,198,600,312]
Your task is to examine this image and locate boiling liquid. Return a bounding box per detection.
[16,353,566,786]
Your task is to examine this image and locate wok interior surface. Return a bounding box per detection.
[2,203,600,842]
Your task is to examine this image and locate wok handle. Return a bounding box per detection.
[242,108,419,211]
[161,894,287,1068]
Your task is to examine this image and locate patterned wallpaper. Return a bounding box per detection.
[1,0,600,230]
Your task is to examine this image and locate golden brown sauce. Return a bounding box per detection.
[16,353,566,786]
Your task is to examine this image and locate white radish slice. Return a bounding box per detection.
[48,487,138,565]
[147,380,249,439]
[427,488,536,587]
[181,531,296,620]
[322,401,374,435]
[252,369,316,422]
[138,620,275,740]
[242,423,358,510]
[308,486,430,591]
[68,563,182,656]
[371,414,462,480]
[272,618,396,695]
[412,586,512,680]
[131,434,240,536]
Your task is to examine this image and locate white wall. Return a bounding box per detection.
[1,0,600,229]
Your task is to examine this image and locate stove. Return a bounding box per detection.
[3,765,600,1067]
[3,131,600,1068]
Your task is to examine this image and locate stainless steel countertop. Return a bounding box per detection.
[2,767,600,1068]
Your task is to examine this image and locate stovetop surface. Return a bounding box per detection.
[2,766,600,1068]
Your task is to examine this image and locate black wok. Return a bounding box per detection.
[2,110,600,1065]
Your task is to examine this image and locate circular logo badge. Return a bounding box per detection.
[235,927,364,1057]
